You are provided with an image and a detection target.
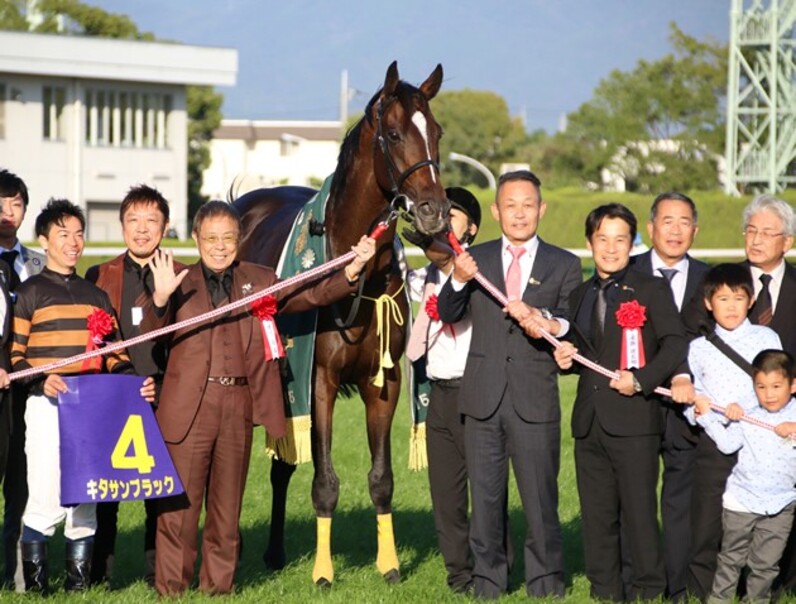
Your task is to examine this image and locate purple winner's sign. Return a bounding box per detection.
[58,374,183,506]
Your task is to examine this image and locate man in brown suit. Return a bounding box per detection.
[143,201,375,596]
[85,185,184,587]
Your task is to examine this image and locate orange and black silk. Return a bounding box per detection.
[11,267,133,392]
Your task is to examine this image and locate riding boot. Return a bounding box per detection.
[21,541,48,595]
[64,539,93,592]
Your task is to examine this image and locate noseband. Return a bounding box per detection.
[375,98,440,214]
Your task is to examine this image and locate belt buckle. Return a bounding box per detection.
[219,376,233,386]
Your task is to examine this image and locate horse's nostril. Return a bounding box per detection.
[417,203,435,218]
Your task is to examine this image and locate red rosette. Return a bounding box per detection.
[251,294,278,320]
[424,293,455,342]
[81,308,114,373]
[424,294,441,321]
[250,294,284,361]
[615,300,647,370]
[615,300,647,329]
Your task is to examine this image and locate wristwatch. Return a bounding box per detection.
[539,307,553,320]
[632,375,643,393]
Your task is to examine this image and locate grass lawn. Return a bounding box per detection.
[0,375,599,602]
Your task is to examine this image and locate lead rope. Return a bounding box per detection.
[7,221,393,383]
[445,232,783,436]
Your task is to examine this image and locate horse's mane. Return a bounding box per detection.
[329,80,425,205]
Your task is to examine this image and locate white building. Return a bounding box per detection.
[0,30,237,241]
[202,119,343,200]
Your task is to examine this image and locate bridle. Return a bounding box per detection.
[329,96,444,332]
[375,97,441,217]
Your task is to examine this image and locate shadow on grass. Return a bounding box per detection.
[106,503,585,594]
[106,504,440,590]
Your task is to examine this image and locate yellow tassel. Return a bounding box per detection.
[362,283,405,386]
[313,517,334,584]
[265,416,312,465]
[376,513,400,576]
[408,422,428,471]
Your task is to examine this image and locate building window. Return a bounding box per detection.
[43,86,66,141]
[85,88,171,149]
[280,133,302,157]
[0,83,5,139]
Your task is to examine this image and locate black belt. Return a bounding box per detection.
[430,377,462,388]
[207,376,248,386]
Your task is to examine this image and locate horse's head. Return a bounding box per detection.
[367,62,450,236]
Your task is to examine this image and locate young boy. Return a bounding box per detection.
[694,349,796,603]
[684,263,782,597]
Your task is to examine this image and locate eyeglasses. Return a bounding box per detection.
[200,234,238,246]
[742,227,786,242]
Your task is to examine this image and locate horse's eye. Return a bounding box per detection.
[387,130,401,143]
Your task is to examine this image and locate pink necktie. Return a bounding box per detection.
[506,245,526,301]
[406,280,437,361]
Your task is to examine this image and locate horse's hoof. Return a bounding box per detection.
[383,569,401,584]
[263,547,286,571]
[315,577,333,589]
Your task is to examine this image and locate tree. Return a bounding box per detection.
[431,89,527,187]
[0,0,222,220]
[564,23,727,191]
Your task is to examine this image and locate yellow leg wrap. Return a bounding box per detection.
[312,517,334,585]
[376,513,399,576]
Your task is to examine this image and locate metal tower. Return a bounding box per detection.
[724,0,796,194]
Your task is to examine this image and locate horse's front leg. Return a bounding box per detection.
[360,372,401,583]
[263,458,296,570]
[310,366,339,587]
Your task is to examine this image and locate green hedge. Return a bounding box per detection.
[463,187,796,250]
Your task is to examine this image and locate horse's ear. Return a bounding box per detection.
[419,64,443,101]
[383,61,399,97]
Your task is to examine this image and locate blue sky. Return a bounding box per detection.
[93,0,729,132]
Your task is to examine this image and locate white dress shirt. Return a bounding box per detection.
[649,249,690,311]
[451,235,569,336]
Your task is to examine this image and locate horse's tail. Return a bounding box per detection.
[226,176,244,203]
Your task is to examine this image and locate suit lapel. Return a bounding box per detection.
[106,255,125,313]
[525,239,553,301]
[570,283,598,357]
[773,263,796,327]
[480,240,506,296]
[232,264,253,348]
[682,255,702,309]
[182,266,212,327]
[634,251,653,276]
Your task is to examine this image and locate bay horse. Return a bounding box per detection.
[232,62,448,585]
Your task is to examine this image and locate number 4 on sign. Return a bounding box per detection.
[111,414,155,474]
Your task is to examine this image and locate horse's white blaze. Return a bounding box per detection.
[411,111,436,184]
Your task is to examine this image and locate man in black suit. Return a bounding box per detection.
[0,170,45,592]
[437,170,582,598]
[629,192,709,601]
[741,195,795,358]
[552,203,686,601]
[0,258,13,481]
[739,195,796,595]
